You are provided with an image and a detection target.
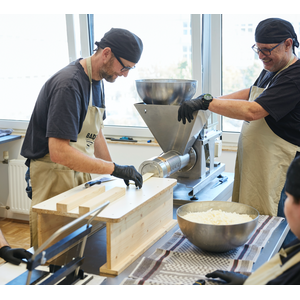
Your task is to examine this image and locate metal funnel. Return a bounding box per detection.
[135,79,210,155]
[135,103,209,155]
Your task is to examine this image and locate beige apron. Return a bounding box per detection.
[232,56,299,216]
[244,243,300,285]
[29,56,105,247]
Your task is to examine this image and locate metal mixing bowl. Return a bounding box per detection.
[177,201,259,252]
[135,79,198,105]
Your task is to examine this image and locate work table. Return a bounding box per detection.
[0,134,21,145]
[43,204,288,285]
[39,176,288,284]
[0,175,289,285]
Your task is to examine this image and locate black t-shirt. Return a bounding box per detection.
[21,59,105,166]
[267,239,300,285]
[254,59,300,146]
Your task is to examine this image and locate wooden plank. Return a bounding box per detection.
[92,178,177,223]
[56,185,106,213]
[32,178,177,222]
[78,187,126,216]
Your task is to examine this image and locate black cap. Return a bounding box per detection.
[95,28,143,64]
[285,156,300,198]
[255,18,299,49]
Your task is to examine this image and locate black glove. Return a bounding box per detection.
[111,163,143,189]
[206,270,248,285]
[178,94,208,124]
[0,246,32,265]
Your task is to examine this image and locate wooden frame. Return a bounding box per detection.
[32,176,177,275]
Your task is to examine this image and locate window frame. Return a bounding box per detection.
[0,14,238,145]
[212,14,240,146]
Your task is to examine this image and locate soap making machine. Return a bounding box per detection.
[134,79,225,202]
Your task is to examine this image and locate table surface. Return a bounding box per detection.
[0,134,21,145]
[0,175,289,285]
[100,209,289,284]
[50,190,288,285]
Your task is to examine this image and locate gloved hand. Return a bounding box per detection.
[0,246,32,265]
[111,163,143,189]
[206,270,248,285]
[178,94,208,124]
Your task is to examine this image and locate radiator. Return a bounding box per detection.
[8,159,31,214]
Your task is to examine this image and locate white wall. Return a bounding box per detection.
[0,137,237,220]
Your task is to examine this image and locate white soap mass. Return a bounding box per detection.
[183,209,253,225]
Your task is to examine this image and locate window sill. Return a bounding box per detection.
[222,145,237,152]
[106,137,160,147]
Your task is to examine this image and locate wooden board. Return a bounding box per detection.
[56,185,106,213]
[33,177,177,222]
[79,187,125,215]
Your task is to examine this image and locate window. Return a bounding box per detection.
[222,14,300,133]
[0,15,70,124]
[0,14,205,140]
[93,14,192,128]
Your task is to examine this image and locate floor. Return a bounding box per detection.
[0,219,30,265]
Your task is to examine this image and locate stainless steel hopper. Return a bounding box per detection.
[135,79,225,202]
[134,103,209,156]
[135,79,209,155]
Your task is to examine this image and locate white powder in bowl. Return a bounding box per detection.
[182,209,253,225]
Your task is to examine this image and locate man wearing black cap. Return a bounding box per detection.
[178,18,300,246]
[21,28,144,247]
[206,156,300,285]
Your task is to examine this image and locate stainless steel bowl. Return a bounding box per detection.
[177,201,259,252]
[135,79,198,105]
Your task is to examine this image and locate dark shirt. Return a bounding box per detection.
[21,59,105,166]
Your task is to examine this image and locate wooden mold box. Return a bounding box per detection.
[32,176,177,276]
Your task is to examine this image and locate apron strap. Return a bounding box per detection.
[265,54,295,89]
[265,54,300,155]
[86,56,93,106]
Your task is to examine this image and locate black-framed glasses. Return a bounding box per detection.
[112,52,136,72]
[251,40,285,56]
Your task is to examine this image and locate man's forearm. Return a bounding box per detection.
[49,137,115,175]
[94,130,112,161]
[208,88,268,121]
[209,98,268,121]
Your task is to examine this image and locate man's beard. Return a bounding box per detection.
[100,58,117,83]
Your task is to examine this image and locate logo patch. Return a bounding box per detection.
[86,133,97,148]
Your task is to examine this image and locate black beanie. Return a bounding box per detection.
[285,156,300,198]
[255,18,299,48]
[95,28,143,64]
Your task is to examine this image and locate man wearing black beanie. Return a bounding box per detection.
[178,18,300,247]
[21,28,144,247]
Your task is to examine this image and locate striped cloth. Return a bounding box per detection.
[121,215,284,285]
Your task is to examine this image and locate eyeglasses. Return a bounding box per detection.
[252,40,285,56]
[112,52,136,72]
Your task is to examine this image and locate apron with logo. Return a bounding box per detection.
[232,56,299,216]
[29,56,105,246]
[244,243,300,285]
